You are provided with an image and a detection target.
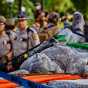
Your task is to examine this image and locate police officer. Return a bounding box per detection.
[0,16,15,72]
[13,12,40,56]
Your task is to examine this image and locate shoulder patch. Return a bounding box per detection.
[27,27,37,33]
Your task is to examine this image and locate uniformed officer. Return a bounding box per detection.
[13,12,40,56]
[0,16,13,58]
[0,16,15,72]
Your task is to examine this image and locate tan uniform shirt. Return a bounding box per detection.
[0,31,16,58]
[13,27,40,56]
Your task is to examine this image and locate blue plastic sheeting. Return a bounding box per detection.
[0,71,88,88]
[0,71,52,88]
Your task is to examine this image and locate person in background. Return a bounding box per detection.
[58,11,85,43]
[45,12,60,38]
[32,22,41,33]
[42,11,49,30]
[5,18,16,32]
[71,11,85,42]
[5,18,16,40]
[13,12,40,56]
[38,12,60,42]
[34,3,43,23]
[72,11,85,32]
[35,11,49,33]
[34,3,49,29]
[5,18,17,58]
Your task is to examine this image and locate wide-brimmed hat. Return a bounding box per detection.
[0,16,6,24]
[17,12,29,21]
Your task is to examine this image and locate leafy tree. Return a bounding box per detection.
[44,0,75,13]
[71,0,88,20]
[0,0,35,25]
[0,0,88,20]
[0,0,35,18]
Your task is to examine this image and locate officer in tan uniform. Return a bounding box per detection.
[0,16,16,72]
[13,12,40,56]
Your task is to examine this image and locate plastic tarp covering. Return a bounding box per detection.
[41,44,88,74]
[48,81,79,88]
[20,53,63,73]
[9,70,29,75]
[20,43,88,74]
[47,79,88,88]
[58,28,84,43]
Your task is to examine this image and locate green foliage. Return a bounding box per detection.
[0,0,88,20]
[71,0,88,20]
[44,0,75,13]
[0,0,9,17]
[0,0,35,17]
[43,0,88,19]
[0,0,35,25]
